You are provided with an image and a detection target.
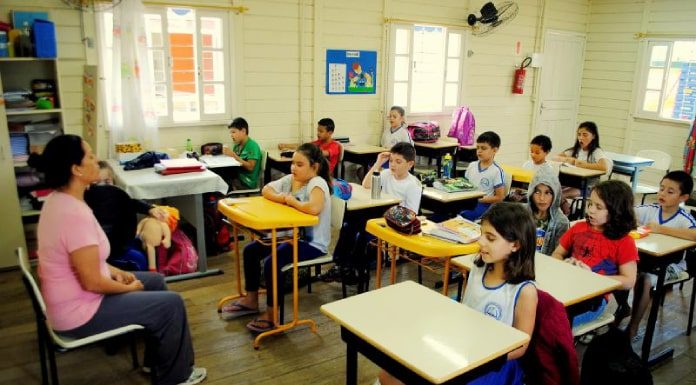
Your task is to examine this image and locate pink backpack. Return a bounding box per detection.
[407,121,440,143]
[448,106,476,146]
[157,228,198,276]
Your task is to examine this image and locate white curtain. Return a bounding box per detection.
[96,0,158,157]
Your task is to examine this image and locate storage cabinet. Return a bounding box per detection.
[0,58,64,267]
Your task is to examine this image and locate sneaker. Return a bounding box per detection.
[320,266,343,282]
[179,367,207,385]
[142,366,151,374]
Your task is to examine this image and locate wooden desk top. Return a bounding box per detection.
[451,253,622,307]
[347,183,401,211]
[218,196,318,230]
[559,165,605,178]
[320,281,530,384]
[266,149,293,162]
[501,164,534,183]
[343,144,388,154]
[635,233,696,257]
[422,187,485,203]
[414,139,459,150]
[365,218,480,258]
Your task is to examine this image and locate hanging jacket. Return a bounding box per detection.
[521,289,580,385]
[527,165,570,255]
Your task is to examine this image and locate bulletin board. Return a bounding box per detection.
[326,49,377,95]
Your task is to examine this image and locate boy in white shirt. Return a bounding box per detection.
[622,170,696,339]
[460,131,506,221]
[523,134,553,172]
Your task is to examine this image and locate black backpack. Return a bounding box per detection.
[581,327,652,385]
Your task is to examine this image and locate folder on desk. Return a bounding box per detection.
[156,158,206,175]
[423,216,480,243]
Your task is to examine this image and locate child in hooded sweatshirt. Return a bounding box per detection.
[527,165,570,255]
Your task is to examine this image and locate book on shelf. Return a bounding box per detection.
[422,216,481,244]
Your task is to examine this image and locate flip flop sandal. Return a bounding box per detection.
[246,318,276,333]
[220,301,259,320]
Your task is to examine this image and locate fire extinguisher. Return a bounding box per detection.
[512,56,532,94]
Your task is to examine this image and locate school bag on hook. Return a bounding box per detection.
[448,106,476,146]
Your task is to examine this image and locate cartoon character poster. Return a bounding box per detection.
[326,50,376,94]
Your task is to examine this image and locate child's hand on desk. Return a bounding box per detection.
[375,152,391,167]
[644,221,662,233]
[565,257,591,271]
[284,194,298,207]
[223,146,237,159]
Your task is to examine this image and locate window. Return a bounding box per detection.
[637,39,696,122]
[387,24,466,114]
[99,7,231,124]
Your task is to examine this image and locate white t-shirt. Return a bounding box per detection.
[564,147,613,175]
[379,169,422,212]
[381,123,413,148]
[635,204,696,229]
[466,161,505,196]
[267,174,331,253]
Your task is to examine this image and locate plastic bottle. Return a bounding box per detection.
[18,21,32,57]
[0,31,8,57]
[442,153,453,178]
[371,171,381,199]
[186,138,193,152]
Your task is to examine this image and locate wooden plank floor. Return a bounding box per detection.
[1,252,695,385]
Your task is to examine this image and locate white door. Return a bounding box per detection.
[537,30,586,152]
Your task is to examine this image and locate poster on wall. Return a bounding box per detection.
[326,49,376,94]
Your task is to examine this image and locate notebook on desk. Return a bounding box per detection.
[200,155,240,168]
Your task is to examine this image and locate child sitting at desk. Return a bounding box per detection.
[622,170,696,339]
[220,143,332,333]
[223,117,263,190]
[381,105,413,148]
[527,166,569,255]
[460,131,506,221]
[523,134,553,172]
[378,203,538,385]
[278,118,342,175]
[323,142,421,283]
[551,180,638,327]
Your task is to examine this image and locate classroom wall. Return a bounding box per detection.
[579,0,696,181]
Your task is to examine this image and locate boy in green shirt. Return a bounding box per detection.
[223,117,262,190]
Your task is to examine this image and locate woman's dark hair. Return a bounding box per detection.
[591,180,636,240]
[474,202,536,283]
[28,134,85,189]
[295,142,331,187]
[567,121,600,158]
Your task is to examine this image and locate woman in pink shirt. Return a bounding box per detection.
[33,135,206,385]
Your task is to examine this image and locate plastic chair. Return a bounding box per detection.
[334,143,344,178]
[634,150,672,204]
[278,195,346,323]
[17,248,148,385]
[227,150,267,196]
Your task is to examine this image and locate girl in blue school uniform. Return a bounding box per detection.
[378,203,538,385]
[220,143,332,333]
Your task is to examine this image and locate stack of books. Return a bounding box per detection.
[422,216,481,244]
[155,158,206,175]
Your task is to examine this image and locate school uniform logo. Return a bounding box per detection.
[484,302,503,320]
[481,178,491,188]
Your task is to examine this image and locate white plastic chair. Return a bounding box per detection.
[634,150,672,204]
[17,248,147,385]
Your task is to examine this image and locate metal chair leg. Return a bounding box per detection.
[129,333,139,369]
[687,279,696,336]
[48,344,59,385]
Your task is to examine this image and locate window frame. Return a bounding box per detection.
[386,23,467,117]
[635,37,696,124]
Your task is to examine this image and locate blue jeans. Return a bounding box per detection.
[460,202,491,221]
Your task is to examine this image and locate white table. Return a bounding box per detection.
[108,159,229,281]
[321,281,530,385]
[605,151,655,191]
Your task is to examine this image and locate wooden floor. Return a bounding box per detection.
[1,252,695,385]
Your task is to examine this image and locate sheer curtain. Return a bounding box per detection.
[96,0,158,157]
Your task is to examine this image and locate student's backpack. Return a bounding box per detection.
[157,228,198,276]
[580,327,652,385]
[448,106,476,146]
[332,178,353,200]
[203,192,230,255]
[407,121,440,143]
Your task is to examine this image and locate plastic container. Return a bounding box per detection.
[0,31,8,57]
[186,138,193,152]
[33,19,57,58]
[371,171,381,199]
[442,153,453,178]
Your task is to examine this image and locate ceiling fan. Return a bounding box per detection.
[61,0,123,12]
[467,1,519,37]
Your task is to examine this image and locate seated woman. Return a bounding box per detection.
[32,134,206,385]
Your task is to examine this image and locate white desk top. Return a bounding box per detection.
[451,253,622,307]
[320,281,529,384]
[414,139,459,150]
[559,165,605,178]
[266,149,293,162]
[605,151,654,167]
[108,159,229,200]
[422,187,485,203]
[635,233,696,257]
[347,183,401,211]
[343,144,388,154]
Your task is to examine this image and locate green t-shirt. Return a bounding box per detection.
[233,138,262,189]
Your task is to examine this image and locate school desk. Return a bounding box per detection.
[605,151,655,191]
[341,144,388,179]
[320,280,530,385]
[500,164,534,184]
[635,233,696,365]
[420,187,485,216]
[107,159,228,282]
[451,252,621,307]
[364,218,480,295]
[264,149,293,184]
[558,165,605,217]
[414,139,459,178]
[217,196,319,348]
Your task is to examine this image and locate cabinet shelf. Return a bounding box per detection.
[0,57,56,62]
[7,108,62,116]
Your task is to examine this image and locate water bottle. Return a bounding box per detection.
[186,138,193,152]
[0,31,8,57]
[442,153,453,178]
[371,171,381,199]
